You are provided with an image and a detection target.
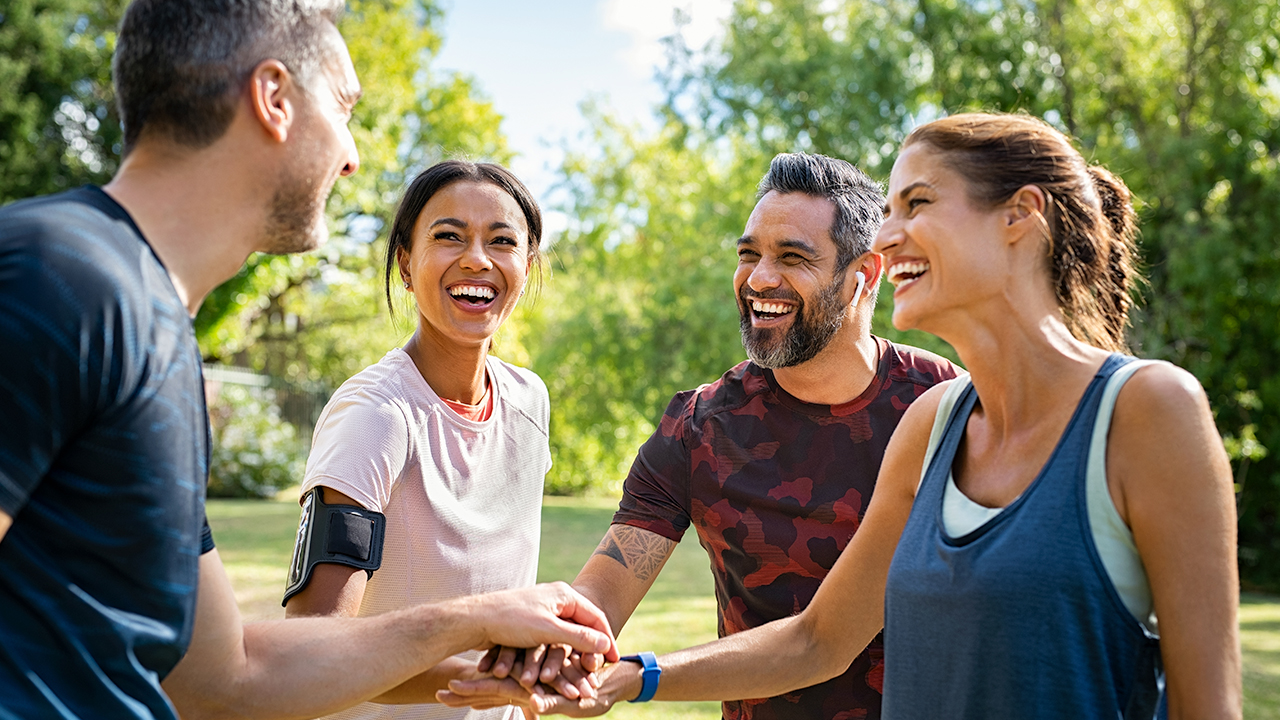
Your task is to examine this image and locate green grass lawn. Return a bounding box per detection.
[209,497,1280,719]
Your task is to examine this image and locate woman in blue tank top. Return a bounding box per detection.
[472,113,1241,719]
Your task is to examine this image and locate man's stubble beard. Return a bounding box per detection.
[259,163,330,255]
[739,272,849,369]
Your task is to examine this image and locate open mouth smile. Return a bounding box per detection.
[447,283,498,310]
[887,261,930,289]
[748,298,797,325]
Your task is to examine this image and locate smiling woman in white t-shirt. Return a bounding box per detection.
[283,160,592,720]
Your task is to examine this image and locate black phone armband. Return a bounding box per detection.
[282,487,386,606]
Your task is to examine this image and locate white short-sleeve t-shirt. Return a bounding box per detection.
[302,348,552,720]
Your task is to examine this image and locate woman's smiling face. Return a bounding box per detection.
[873,142,1011,334]
[398,181,531,348]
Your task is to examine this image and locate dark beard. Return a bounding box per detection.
[739,273,848,369]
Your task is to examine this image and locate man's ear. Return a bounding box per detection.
[248,59,296,144]
[1005,184,1049,243]
[847,251,883,307]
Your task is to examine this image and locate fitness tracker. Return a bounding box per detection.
[620,651,661,703]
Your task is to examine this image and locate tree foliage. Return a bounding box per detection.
[0,0,124,203]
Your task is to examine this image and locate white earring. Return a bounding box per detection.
[403,280,410,289]
[851,271,867,305]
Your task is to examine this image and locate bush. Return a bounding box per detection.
[207,384,306,499]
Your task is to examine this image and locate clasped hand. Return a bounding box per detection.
[439,644,636,716]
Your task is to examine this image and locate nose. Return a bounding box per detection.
[747,256,782,293]
[459,237,494,271]
[872,218,900,254]
[339,129,359,177]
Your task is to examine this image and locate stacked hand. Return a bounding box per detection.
[438,644,643,717]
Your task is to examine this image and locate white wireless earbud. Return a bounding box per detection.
[852,270,867,305]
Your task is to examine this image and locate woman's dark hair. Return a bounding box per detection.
[904,112,1139,352]
[383,160,543,315]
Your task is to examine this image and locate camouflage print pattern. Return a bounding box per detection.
[614,337,960,720]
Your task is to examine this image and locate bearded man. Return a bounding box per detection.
[466,152,960,720]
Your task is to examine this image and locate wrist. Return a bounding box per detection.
[419,598,485,656]
[601,659,645,703]
[618,652,661,702]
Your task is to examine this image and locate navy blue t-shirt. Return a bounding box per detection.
[0,187,215,718]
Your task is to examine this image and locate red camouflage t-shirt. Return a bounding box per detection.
[614,337,960,720]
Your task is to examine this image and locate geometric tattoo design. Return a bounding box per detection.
[592,523,676,582]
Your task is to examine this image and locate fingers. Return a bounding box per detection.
[478,645,502,673]
[579,651,604,674]
[549,584,619,662]
[529,691,612,718]
[539,645,568,685]
[439,676,537,709]
[492,646,520,679]
[549,657,595,700]
[521,644,549,689]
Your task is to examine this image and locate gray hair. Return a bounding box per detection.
[757,152,884,271]
[113,0,345,153]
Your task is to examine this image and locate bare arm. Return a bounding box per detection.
[574,523,678,633]
[163,551,618,720]
[1109,365,1242,719]
[285,487,489,705]
[0,510,10,543]
[442,384,947,714]
[284,487,369,618]
[490,523,677,692]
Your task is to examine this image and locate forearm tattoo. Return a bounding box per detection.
[592,524,675,582]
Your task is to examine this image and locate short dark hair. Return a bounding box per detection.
[383,161,544,315]
[113,0,345,153]
[757,152,884,271]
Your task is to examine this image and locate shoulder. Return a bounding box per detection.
[489,356,550,429]
[882,339,963,388]
[1110,360,1214,439]
[1,188,158,315]
[321,353,416,429]
[686,360,767,420]
[897,378,964,436]
[489,357,549,401]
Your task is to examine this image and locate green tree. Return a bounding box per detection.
[0,0,124,203]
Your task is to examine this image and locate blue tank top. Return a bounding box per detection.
[883,354,1165,719]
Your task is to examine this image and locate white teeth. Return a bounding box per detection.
[751,300,794,316]
[449,285,496,301]
[887,261,930,287]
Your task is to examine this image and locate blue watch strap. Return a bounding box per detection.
[620,651,661,703]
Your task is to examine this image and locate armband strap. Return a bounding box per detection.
[282,487,386,606]
[620,652,661,703]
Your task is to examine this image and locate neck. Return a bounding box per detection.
[932,296,1110,440]
[771,312,879,405]
[102,140,272,317]
[403,324,489,405]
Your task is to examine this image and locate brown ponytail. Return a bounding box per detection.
[903,113,1139,352]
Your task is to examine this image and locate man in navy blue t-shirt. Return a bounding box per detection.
[0,2,617,718]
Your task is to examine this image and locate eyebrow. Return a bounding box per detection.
[430,219,520,233]
[340,85,363,107]
[898,181,934,199]
[735,236,818,254]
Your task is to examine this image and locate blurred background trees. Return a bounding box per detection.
[3,0,1278,586]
